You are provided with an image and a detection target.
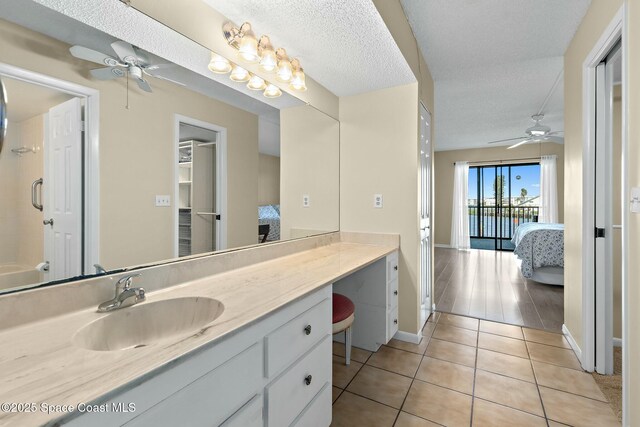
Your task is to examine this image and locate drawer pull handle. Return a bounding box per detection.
[304,325,312,335]
[394,319,398,324]
[304,375,313,386]
[394,265,398,271]
[394,290,398,295]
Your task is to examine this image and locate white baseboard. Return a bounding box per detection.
[562,324,583,364]
[434,244,452,248]
[393,330,422,344]
[613,337,623,348]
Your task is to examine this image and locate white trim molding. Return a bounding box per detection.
[562,324,583,363]
[0,62,100,276]
[393,330,423,344]
[434,244,452,249]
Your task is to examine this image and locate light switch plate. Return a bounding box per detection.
[155,195,171,207]
[631,187,640,213]
[302,194,310,208]
[374,194,383,208]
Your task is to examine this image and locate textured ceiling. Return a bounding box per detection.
[401,0,592,151]
[3,77,73,123]
[204,0,416,96]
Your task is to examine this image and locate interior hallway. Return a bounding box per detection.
[434,247,564,332]
[331,312,619,426]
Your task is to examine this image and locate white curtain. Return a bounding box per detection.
[539,155,559,223]
[451,161,470,250]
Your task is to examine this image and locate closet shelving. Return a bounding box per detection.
[178,141,193,257]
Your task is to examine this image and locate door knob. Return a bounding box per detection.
[43,218,54,227]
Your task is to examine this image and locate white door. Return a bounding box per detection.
[44,98,83,280]
[419,104,432,325]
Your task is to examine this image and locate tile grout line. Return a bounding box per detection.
[469,320,480,427]
[524,339,552,426]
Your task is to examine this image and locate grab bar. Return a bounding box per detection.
[31,178,43,211]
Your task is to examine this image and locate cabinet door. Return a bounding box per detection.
[124,342,262,427]
[191,142,216,253]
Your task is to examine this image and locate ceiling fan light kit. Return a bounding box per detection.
[69,40,180,94]
[486,113,564,149]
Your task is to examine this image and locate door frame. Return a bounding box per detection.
[580,4,628,424]
[173,114,227,256]
[0,62,100,275]
[418,101,432,327]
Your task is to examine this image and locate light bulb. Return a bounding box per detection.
[264,84,282,98]
[229,64,250,82]
[238,27,260,63]
[276,58,292,82]
[208,53,232,74]
[289,69,307,91]
[260,47,277,72]
[247,75,267,91]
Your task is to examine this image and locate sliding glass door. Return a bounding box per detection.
[468,163,540,251]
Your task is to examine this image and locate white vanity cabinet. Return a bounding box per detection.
[63,286,332,427]
[332,251,399,351]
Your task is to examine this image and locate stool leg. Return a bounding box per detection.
[345,326,352,366]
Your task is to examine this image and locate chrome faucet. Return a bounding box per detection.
[97,273,146,312]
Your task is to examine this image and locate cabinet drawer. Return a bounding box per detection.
[265,298,331,377]
[387,307,399,342]
[387,252,399,283]
[267,335,331,427]
[291,383,332,427]
[125,342,262,427]
[221,394,263,427]
[388,278,398,310]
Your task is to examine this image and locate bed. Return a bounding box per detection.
[258,204,280,242]
[512,222,564,285]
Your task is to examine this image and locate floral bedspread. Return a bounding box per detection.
[512,223,564,278]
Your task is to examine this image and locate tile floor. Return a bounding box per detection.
[331,312,620,427]
[434,248,564,331]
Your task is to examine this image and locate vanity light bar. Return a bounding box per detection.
[211,20,307,98]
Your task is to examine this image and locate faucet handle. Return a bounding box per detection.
[116,273,142,291]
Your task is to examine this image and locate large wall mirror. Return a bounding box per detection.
[0,1,340,294]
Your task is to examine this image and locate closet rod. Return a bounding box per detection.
[453,157,541,166]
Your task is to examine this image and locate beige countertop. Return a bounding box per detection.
[0,241,396,426]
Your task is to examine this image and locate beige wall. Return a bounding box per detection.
[340,83,421,333]
[258,154,280,206]
[433,143,565,246]
[353,0,435,335]
[626,2,640,423]
[280,106,340,239]
[563,0,623,354]
[0,19,259,270]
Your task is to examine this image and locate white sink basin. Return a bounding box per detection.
[73,297,225,351]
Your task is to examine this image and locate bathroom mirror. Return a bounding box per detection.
[0,78,6,155]
[0,1,339,294]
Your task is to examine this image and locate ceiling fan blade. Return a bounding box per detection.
[70,45,118,66]
[136,78,152,93]
[152,74,187,87]
[90,67,125,80]
[542,136,564,144]
[507,139,530,150]
[547,130,564,136]
[487,136,527,144]
[111,41,138,63]
[145,63,176,72]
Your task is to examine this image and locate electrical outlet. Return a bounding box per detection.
[374,194,383,208]
[155,195,171,207]
[303,194,310,208]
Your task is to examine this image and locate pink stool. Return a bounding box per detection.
[332,293,355,365]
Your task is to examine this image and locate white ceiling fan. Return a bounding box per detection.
[486,114,564,149]
[69,40,184,92]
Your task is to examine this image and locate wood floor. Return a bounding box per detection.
[434,247,564,332]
